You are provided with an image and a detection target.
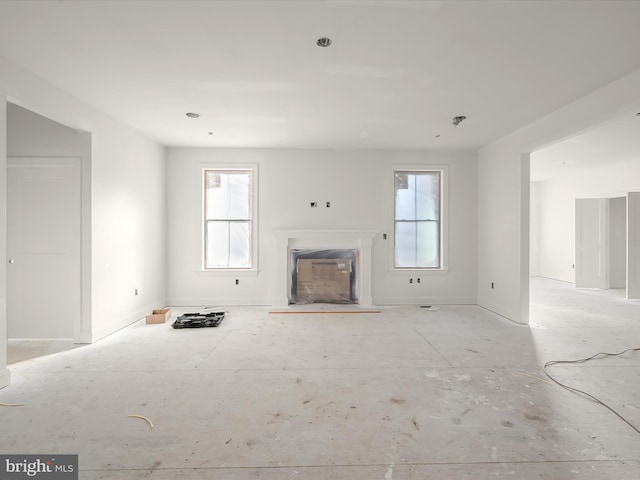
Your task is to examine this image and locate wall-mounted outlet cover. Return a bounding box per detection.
[326,202,331,208]
[310,202,317,207]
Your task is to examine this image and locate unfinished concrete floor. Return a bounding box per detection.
[1,277,639,479]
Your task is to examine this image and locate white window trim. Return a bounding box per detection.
[200,163,259,273]
[389,164,449,273]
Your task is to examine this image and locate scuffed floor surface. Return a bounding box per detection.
[1,278,639,479]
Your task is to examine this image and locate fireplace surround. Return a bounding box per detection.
[273,229,377,308]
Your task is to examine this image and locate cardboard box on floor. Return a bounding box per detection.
[296,259,351,302]
[146,308,171,324]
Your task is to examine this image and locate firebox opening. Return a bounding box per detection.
[289,249,358,305]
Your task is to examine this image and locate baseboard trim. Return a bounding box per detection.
[538,276,574,285]
[91,300,166,343]
[478,300,527,325]
[375,296,477,305]
[8,338,74,342]
[167,297,272,307]
[76,331,92,344]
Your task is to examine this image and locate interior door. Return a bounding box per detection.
[608,197,627,289]
[7,157,81,339]
[627,192,640,299]
[575,198,609,289]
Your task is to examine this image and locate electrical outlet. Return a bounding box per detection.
[383,233,387,240]
[417,278,420,284]
[326,201,331,208]
[235,279,239,285]
[310,202,317,208]
[134,288,138,296]
[491,282,494,289]
[409,278,413,284]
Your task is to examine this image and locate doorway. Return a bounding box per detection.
[574,196,627,291]
[530,112,640,304]
[574,195,640,298]
[6,102,91,348]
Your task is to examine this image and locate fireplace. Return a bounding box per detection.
[289,248,358,304]
[273,230,377,308]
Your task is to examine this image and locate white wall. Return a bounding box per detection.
[89,119,166,341]
[530,181,541,277]
[7,102,91,157]
[536,179,575,283]
[478,67,640,324]
[533,161,640,283]
[477,148,530,323]
[166,148,477,306]
[0,53,166,367]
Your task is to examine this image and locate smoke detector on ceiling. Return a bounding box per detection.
[316,37,332,47]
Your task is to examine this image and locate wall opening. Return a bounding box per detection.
[6,102,91,348]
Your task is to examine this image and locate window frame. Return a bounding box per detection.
[202,165,258,272]
[390,165,448,273]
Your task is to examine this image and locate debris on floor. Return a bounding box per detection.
[172,311,225,329]
[512,371,553,386]
[420,305,441,311]
[128,414,154,429]
[146,307,171,324]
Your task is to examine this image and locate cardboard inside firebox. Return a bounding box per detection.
[296,258,351,302]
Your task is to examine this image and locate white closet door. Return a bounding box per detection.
[7,157,81,338]
[575,198,609,289]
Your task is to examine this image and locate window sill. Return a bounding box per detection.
[197,269,260,276]
[388,268,449,276]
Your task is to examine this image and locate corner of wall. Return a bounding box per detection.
[519,153,531,325]
[0,368,10,389]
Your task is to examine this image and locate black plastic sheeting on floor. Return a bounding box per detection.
[172,312,225,329]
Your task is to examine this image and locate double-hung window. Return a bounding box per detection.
[204,169,254,269]
[394,170,442,269]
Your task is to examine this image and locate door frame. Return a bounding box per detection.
[627,192,640,299]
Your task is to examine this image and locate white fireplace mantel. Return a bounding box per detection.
[272,229,378,308]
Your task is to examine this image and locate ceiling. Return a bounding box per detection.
[531,112,640,182]
[0,0,640,150]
